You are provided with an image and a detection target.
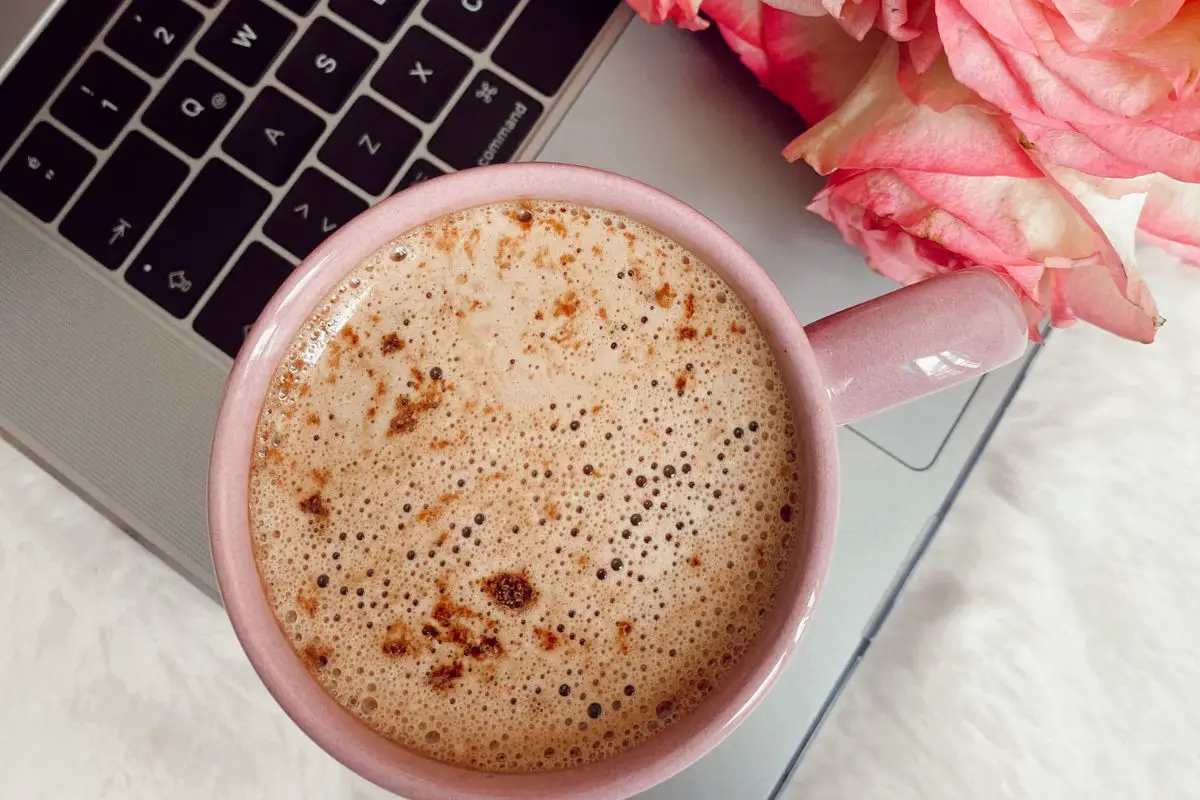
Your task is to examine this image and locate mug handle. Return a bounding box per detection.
[803,271,1029,426]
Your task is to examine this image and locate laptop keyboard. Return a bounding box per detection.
[0,0,620,358]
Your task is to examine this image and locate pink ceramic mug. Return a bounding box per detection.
[209,163,1027,799]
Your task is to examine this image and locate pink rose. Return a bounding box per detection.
[786,44,1159,341]
[625,0,1192,342]
[625,1,923,124]
[936,0,1200,182]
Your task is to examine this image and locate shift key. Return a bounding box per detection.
[428,71,543,170]
[127,159,270,318]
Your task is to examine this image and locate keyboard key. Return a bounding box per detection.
[197,0,297,85]
[194,243,295,357]
[372,26,471,122]
[50,52,150,149]
[127,160,270,318]
[222,87,323,186]
[422,0,518,51]
[494,0,618,96]
[428,70,543,170]
[330,0,418,43]
[394,159,445,193]
[0,0,122,156]
[276,17,376,112]
[143,61,244,158]
[275,0,319,13]
[0,123,96,222]
[318,97,418,195]
[60,132,189,270]
[265,169,367,258]
[106,0,203,78]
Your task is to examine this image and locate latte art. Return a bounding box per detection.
[248,200,803,772]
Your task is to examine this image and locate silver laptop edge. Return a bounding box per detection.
[0,2,1039,797]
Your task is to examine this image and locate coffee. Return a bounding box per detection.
[248,200,802,772]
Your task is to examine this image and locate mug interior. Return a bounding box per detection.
[208,163,839,800]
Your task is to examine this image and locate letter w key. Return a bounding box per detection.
[232,23,257,48]
[198,0,297,85]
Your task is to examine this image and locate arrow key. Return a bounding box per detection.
[223,87,324,186]
[265,168,367,259]
[194,243,295,358]
[60,131,189,269]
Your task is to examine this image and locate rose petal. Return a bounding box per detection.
[1051,0,1184,48]
[783,43,1040,178]
[761,6,883,124]
[626,0,708,29]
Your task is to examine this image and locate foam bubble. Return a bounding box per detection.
[247,200,804,772]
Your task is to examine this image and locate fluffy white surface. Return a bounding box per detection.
[1,250,1197,799]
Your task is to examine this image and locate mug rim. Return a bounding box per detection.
[208,162,839,799]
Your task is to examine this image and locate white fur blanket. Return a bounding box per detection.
[2,248,1197,800]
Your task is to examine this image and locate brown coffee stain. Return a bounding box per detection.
[677,326,698,340]
[553,291,580,318]
[311,468,331,487]
[382,622,415,657]
[325,339,343,369]
[684,293,696,319]
[655,282,676,308]
[301,642,331,671]
[296,588,318,617]
[496,235,519,269]
[465,635,504,660]
[428,661,464,691]
[464,228,480,261]
[380,333,405,355]
[434,223,460,254]
[339,325,361,347]
[534,627,559,650]
[416,492,460,524]
[299,493,329,517]
[481,571,538,611]
[617,620,634,653]
[675,372,690,394]
[388,376,445,437]
[305,412,320,426]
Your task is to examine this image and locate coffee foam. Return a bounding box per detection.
[248,200,804,772]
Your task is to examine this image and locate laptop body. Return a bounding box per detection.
[0,1,1041,797]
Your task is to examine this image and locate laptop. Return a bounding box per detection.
[0,1,1041,796]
